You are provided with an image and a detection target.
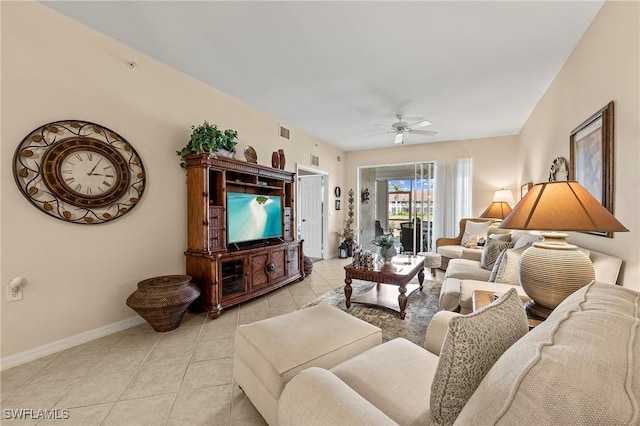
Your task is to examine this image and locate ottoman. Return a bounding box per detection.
[233,303,382,425]
[417,252,442,277]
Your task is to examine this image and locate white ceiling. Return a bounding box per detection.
[41,1,604,152]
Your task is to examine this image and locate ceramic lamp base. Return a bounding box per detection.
[519,233,594,319]
[524,300,553,319]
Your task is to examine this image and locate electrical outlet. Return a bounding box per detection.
[7,286,23,302]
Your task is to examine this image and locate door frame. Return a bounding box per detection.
[296,164,329,260]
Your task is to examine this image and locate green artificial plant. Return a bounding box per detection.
[177,121,238,168]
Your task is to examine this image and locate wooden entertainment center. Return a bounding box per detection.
[184,154,304,319]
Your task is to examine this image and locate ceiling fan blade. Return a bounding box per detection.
[407,119,433,129]
[407,129,438,136]
[364,130,394,138]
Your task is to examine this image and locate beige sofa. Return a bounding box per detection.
[279,282,640,425]
[440,231,624,313]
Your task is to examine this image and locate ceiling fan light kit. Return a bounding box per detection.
[369,114,438,145]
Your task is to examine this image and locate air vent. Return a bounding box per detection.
[310,154,319,167]
[279,125,290,140]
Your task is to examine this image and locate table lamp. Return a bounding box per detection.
[479,189,515,220]
[499,181,628,318]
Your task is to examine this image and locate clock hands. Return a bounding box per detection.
[87,157,103,176]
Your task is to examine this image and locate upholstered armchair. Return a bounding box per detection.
[435,218,496,269]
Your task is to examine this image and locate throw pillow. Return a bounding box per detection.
[488,248,507,282]
[480,234,512,270]
[461,232,478,248]
[511,232,542,250]
[493,247,527,285]
[430,289,529,426]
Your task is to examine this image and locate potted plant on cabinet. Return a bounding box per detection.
[177,121,238,168]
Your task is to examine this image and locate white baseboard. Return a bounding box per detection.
[1,316,146,371]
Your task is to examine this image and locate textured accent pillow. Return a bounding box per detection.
[461,232,478,248]
[430,289,529,426]
[493,247,526,285]
[480,234,512,270]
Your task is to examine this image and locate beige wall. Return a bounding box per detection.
[345,135,520,225]
[516,0,639,290]
[0,2,345,359]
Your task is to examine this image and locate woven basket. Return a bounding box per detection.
[126,275,200,332]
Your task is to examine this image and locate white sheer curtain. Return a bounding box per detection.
[433,158,472,242]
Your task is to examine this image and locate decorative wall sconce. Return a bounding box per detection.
[361,188,370,204]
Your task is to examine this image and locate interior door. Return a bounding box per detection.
[298,175,323,259]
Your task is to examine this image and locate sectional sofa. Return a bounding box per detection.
[439,226,623,314]
[278,282,640,425]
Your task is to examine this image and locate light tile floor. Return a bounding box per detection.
[0,258,359,426]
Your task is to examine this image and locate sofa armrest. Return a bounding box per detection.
[462,247,483,261]
[439,277,462,311]
[279,367,397,426]
[424,311,461,356]
[436,236,461,248]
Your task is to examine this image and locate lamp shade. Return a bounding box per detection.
[500,181,628,232]
[479,202,512,219]
[493,189,515,205]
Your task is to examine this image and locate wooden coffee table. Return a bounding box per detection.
[472,290,543,329]
[344,255,425,320]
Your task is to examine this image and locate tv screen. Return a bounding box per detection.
[227,192,283,244]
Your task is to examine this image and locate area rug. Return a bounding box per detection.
[304,279,442,346]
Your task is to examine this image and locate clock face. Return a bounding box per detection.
[60,150,118,197]
[13,120,145,224]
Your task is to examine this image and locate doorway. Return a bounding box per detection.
[296,165,329,260]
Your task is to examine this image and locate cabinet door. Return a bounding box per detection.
[250,252,270,289]
[270,247,287,283]
[220,256,247,300]
[287,245,300,277]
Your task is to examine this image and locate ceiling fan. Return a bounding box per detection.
[367,114,438,144]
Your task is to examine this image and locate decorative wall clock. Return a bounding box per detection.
[13,120,146,224]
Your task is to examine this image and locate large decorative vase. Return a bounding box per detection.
[271,151,280,168]
[303,255,314,276]
[126,275,200,332]
[278,149,286,169]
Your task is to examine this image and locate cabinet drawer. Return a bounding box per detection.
[209,207,224,228]
[209,229,222,249]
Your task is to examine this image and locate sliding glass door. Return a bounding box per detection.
[358,162,435,254]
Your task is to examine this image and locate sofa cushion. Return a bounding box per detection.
[430,288,529,425]
[438,245,465,260]
[455,282,640,425]
[445,259,492,281]
[491,247,525,285]
[331,338,439,425]
[480,234,512,270]
[279,367,397,426]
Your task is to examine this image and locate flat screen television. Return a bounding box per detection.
[227,192,283,244]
